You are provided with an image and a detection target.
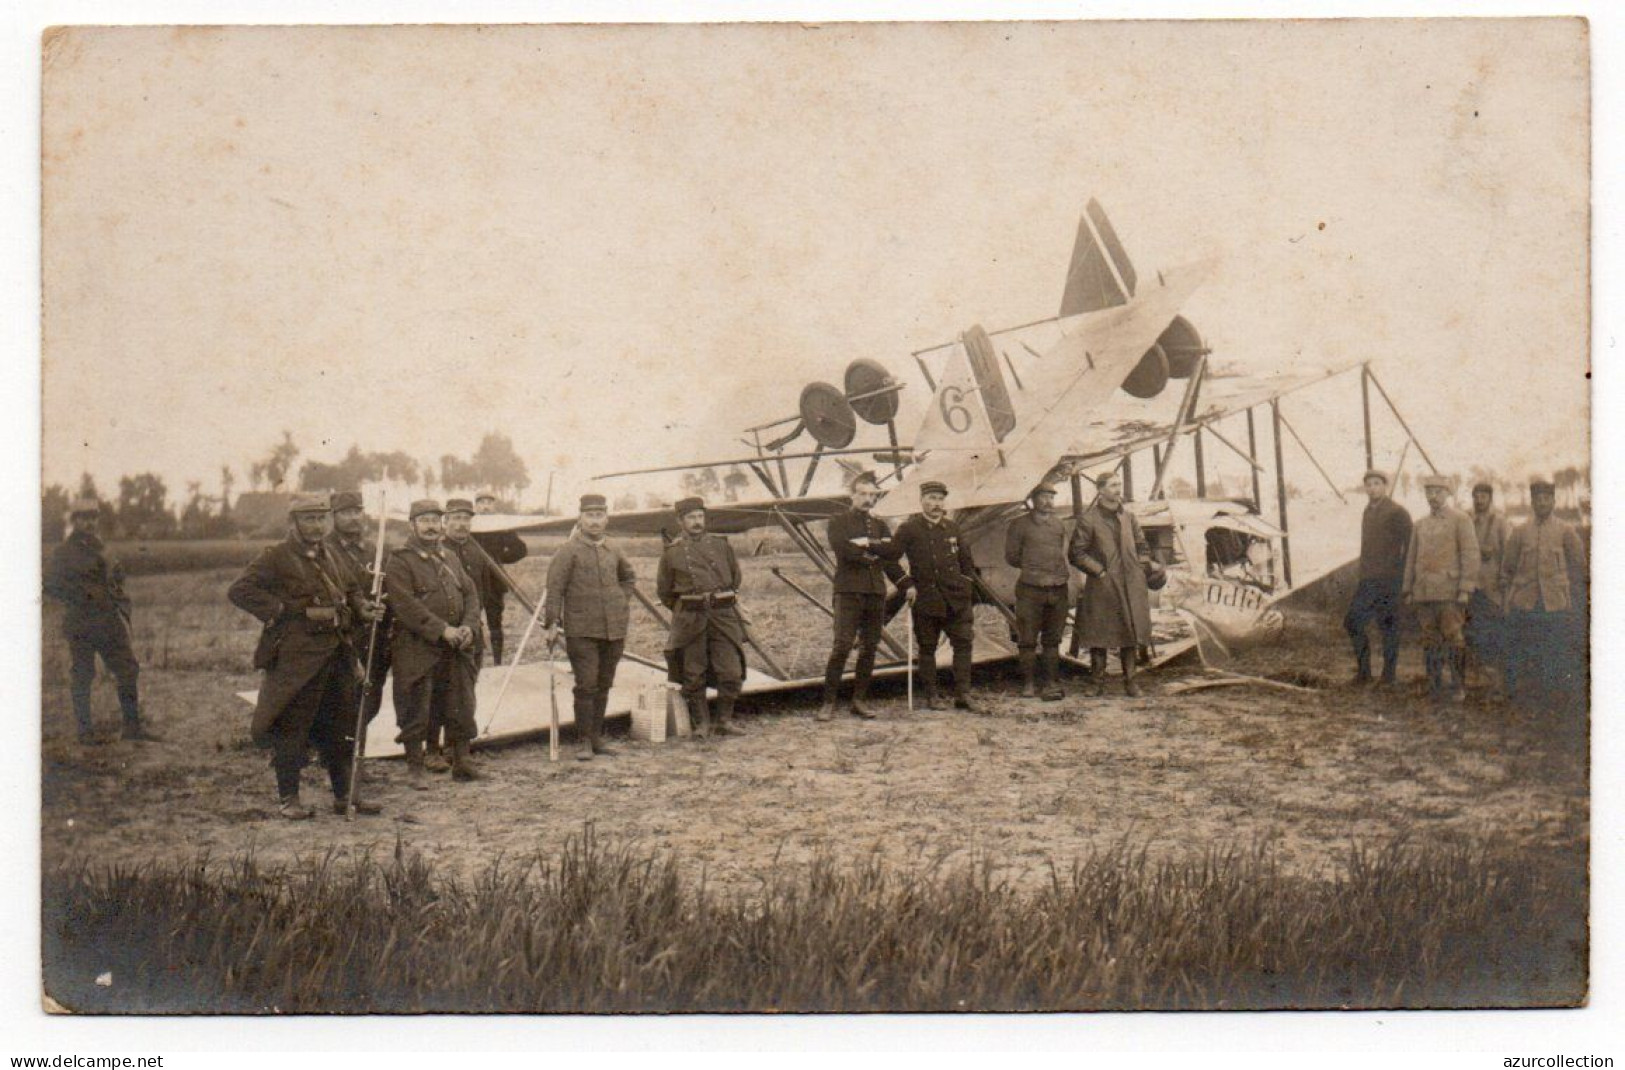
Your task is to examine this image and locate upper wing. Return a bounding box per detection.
[470,494,851,538]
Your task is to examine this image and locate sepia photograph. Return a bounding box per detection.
[28,12,1596,1027]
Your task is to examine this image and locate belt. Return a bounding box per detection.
[678,591,736,607]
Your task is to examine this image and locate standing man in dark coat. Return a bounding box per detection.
[1499,477,1588,711]
[386,499,484,784]
[228,494,381,819]
[323,489,392,735]
[657,497,749,739]
[44,497,158,743]
[819,471,909,721]
[1004,480,1074,701]
[1070,471,1157,698]
[1344,469,1413,687]
[472,489,529,666]
[437,497,494,771]
[543,493,636,760]
[1465,481,1510,695]
[880,480,976,712]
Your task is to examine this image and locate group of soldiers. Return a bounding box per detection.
[45,461,1588,819]
[1344,470,1588,707]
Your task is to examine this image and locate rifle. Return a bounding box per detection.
[344,490,389,821]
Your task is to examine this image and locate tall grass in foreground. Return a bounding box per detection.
[44,831,1585,1013]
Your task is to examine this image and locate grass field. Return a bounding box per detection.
[38,541,1590,1011]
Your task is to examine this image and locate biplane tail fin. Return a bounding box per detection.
[1060,199,1139,316]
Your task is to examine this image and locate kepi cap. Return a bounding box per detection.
[1472,482,1494,495]
[409,498,444,520]
[1362,469,1390,485]
[288,493,330,515]
[674,496,706,518]
[331,490,364,512]
[474,489,498,502]
[580,493,608,512]
[1030,480,1059,498]
[1420,474,1453,491]
[444,498,475,516]
[1529,477,1556,493]
[919,480,949,497]
[68,497,99,516]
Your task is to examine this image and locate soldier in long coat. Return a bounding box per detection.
[44,497,159,743]
[228,494,382,819]
[1499,478,1588,711]
[439,497,493,771]
[472,490,529,665]
[1069,471,1157,697]
[543,493,636,760]
[1465,481,1510,692]
[1402,475,1479,703]
[386,499,484,783]
[657,497,748,739]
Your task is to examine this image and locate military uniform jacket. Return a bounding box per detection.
[1070,503,1153,648]
[385,538,482,687]
[1472,508,1510,601]
[44,531,131,637]
[883,514,978,616]
[444,537,494,657]
[826,509,907,596]
[472,530,527,606]
[324,531,389,646]
[1403,508,1479,604]
[656,533,747,653]
[1003,511,1074,587]
[544,532,635,641]
[1359,498,1413,583]
[228,535,367,742]
[1500,516,1587,614]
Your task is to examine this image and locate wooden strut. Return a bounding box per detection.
[1247,408,1262,513]
[1361,363,1375,474]
[1364,365,1440,475]
[1274,407,1349,504]
[1149,355,1210,500]
[770,565,909,664]
[1271,399,1292,588]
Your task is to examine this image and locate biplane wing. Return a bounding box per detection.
[468,494,852,538]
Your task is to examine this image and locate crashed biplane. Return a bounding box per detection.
[330,200,1436,755]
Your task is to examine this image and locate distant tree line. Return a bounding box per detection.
[43,430,539,542]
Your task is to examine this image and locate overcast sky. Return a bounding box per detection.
[41,20,1588,509]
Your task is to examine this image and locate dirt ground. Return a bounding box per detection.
[39,559,1589,896]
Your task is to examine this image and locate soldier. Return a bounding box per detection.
[1499,478,1588,711]
[542,493,636,761]
[44,497,158,743]
[472,489,529,666]
[323,490,393,735]
[819,471,909,721]
[880,480,975,712]
[1344,469,1413,687]
[657,497,748,739]
[385,499,484,784]
[1466,481,1511,694]
[228,494,381,819]
[1070,470,1161,698]
[1402,475,1479,703]
[436,497,496,770]
[1004,480,1073,701]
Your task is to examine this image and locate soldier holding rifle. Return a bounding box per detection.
[229,494,382,819]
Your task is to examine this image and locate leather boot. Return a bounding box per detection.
[1448,649,1467,704]
[1120,648,1141,698]
[404,739,431,790]
[1019,650,1038,698]
[1041,648,1064,701]
[592,693,619,751]
[714,695,742,736]
[451,741,485,781]
[278,794,316,821]
[424,732,450,773]
[1089,649,1109,697]
[689,695,713,739]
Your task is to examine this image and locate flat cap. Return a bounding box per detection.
[580,493,608,511]
[674,496,706,518]
[1420,474,1453,491]
[1094,471,1122,489]
[288,492,330,514]
[1362,469,1390,485]
[330,490,364,512]
[1030,480,1059,498]
[68,497,99,515]
[444,498,476,515]
[919,480,949,497]
[409,498,444,520]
